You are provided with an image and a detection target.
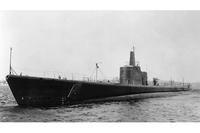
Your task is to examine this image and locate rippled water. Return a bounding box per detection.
[0,85,200,122]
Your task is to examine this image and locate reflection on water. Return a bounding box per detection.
[0,85,200,122]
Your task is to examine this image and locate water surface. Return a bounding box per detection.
[0,85,200,122]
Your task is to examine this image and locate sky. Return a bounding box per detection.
[0,11,200,82]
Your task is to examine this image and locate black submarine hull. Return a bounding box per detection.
[6,75,190,107]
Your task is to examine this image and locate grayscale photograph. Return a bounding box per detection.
[0,11,200,122]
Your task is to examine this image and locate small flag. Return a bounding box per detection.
[96,63,99,68]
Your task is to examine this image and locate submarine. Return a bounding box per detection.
[6,47,191,107]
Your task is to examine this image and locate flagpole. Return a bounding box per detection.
[9,47,12,75]
[96,63,98,81]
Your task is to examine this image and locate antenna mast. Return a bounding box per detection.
[9,47,12,75]
[132,45,135,52]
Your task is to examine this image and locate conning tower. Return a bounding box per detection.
[120,47,148,85]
